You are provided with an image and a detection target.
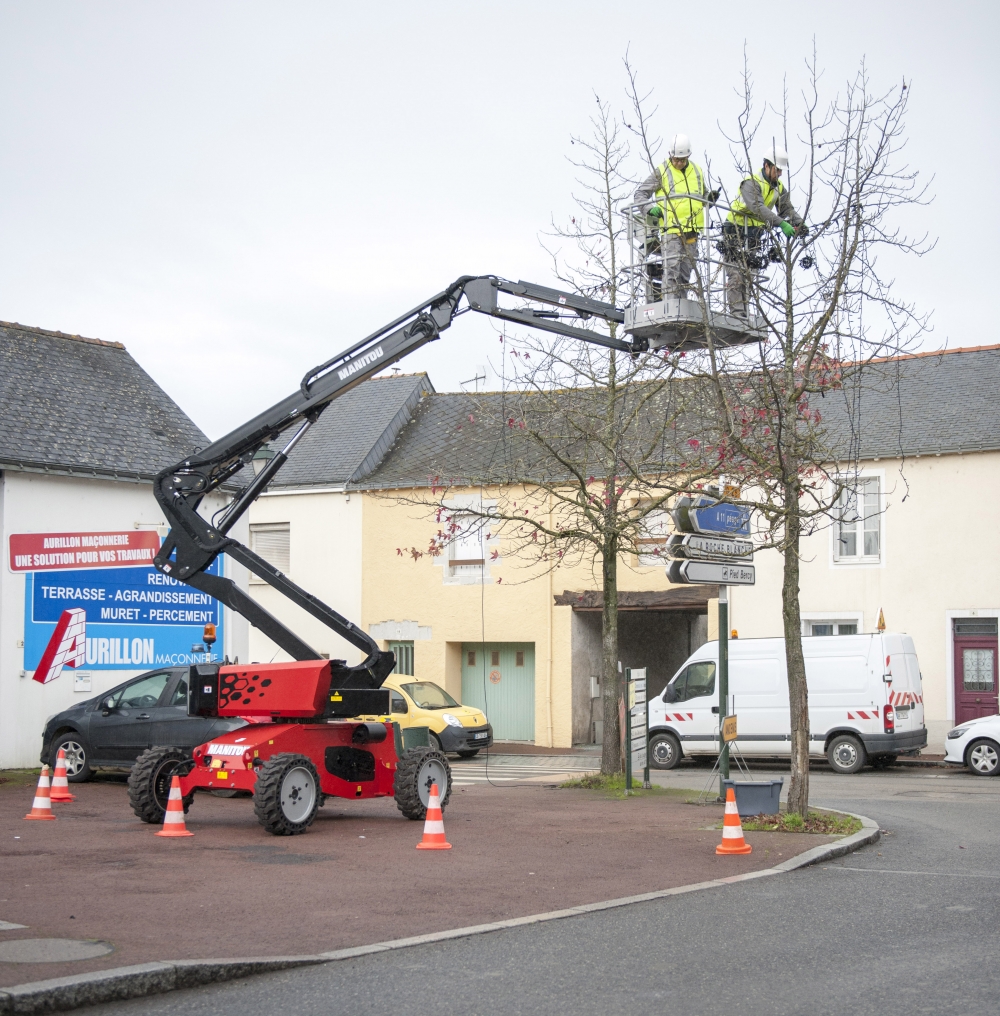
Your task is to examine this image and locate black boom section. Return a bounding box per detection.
[152,274,640,674]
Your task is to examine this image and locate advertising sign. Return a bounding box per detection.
[14,531,226,685]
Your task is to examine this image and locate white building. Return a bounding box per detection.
[0,322,248,768]
[730,345,1000,751]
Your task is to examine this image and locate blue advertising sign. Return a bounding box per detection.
[24,561,226,671]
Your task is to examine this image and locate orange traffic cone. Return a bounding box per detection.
[155,775,193,837]
[24,766,57,821]
[50,749,76,803]
[415,783,451,850]
[716,787,752,855]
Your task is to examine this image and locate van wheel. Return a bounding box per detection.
[649,733,682,770]
[827,735,866,774]
[966,739,1000,776]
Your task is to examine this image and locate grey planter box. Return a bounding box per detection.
[722,779,784,816]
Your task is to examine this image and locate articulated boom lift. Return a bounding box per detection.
[127,274,757,835]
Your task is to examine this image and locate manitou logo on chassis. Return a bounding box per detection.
[33,608,86,684]
[337,346,384,381]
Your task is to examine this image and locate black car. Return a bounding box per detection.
[40,667,246,782]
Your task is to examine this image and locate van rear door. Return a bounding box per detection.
[887,635,924,731]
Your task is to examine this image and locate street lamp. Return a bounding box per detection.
[251,445,275,476]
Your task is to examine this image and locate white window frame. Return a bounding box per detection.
[248,522,290,583]
[637,506,672,567]
[831,470,885,567]
[433,496,499,586]
[800,611,865,637]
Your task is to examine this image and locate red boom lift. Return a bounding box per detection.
[125,275,722,834]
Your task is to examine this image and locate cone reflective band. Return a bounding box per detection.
[155,775,194,837]
[24,765,57,821]
[416,783,451,850]
[715,787,752,855]
[50,749,76,803]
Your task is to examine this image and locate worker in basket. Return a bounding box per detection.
[634,134,718,302]
[722,144,808,318]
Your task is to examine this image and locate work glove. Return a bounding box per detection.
[779,220,796,238]
[646,205,664,221]
[707,189,720,204]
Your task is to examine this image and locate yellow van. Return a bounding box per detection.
[384,677,493,757]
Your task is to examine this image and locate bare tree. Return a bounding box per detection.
[390,97,710,775]
[680,53,933,815]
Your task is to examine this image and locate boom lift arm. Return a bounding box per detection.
[153,275,644,688]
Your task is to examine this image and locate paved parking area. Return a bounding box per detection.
[0,766,828,988]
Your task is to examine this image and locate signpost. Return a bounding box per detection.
[668,493,755,799]
[624,668,649,792]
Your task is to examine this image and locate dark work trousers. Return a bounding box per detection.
[722,223,768,317]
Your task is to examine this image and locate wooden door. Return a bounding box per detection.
[954,635,999,723]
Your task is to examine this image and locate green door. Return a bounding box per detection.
[461,643,535,741]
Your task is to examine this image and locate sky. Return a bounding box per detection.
[1,1,995,440]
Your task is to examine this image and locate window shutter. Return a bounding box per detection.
[250,523,290,578]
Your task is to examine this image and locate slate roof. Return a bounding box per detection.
[271,373,433,488]
[359,345,1000,490]
[0,321,209,482]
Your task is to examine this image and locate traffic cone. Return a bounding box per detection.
[415,783,451,850]
[24,766,57,821]
[716,787,752,855]
[155,776,193,838]
[50,749,76,803]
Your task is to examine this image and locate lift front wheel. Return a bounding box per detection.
[393,747,452,820]
[128,746,193,823]
[253,753,320,835]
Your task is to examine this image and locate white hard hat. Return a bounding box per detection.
[669,133,692,158]
[762,144,789,170]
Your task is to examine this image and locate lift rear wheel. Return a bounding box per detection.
[393,747,452,820]
[128,746,194,824]
[253,753,320,835]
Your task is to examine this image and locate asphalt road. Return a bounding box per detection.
[84,763,1000,1016]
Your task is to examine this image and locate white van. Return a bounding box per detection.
[647,633,927,774]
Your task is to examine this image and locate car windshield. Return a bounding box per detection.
[400,682,459,709]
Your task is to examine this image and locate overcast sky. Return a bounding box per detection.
[1,1,995,439]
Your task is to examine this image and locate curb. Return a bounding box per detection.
[0,814,879,1014]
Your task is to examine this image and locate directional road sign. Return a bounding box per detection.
[668,560,756,585]
[672,496,750,537]
[668,533,753,561]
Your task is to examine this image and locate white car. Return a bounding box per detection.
[944,715,1000,776]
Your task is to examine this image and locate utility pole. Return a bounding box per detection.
[718,585,729,800]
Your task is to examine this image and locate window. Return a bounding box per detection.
[515,651,525,667]
[809,621,858,636]
[249,523,290,582]
[467,651,476,667]
[954,619,998,636]
[399,681,459,709]
[390,691,409,714]
[389,640,414,676]
[665,661,716,703]
[963,650,995,692]
[169,678,188,707]
[637,508,671,566]
[450,516,486,569]
[113,672,171,710]
[835,478,880,561]
[491,650,500,667]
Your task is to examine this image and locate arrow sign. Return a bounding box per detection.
[668,560,756,585]
[672,496,750,537]
[668,533,753,561]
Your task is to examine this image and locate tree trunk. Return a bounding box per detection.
[781,484,810,817]
[600,532,621,775]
